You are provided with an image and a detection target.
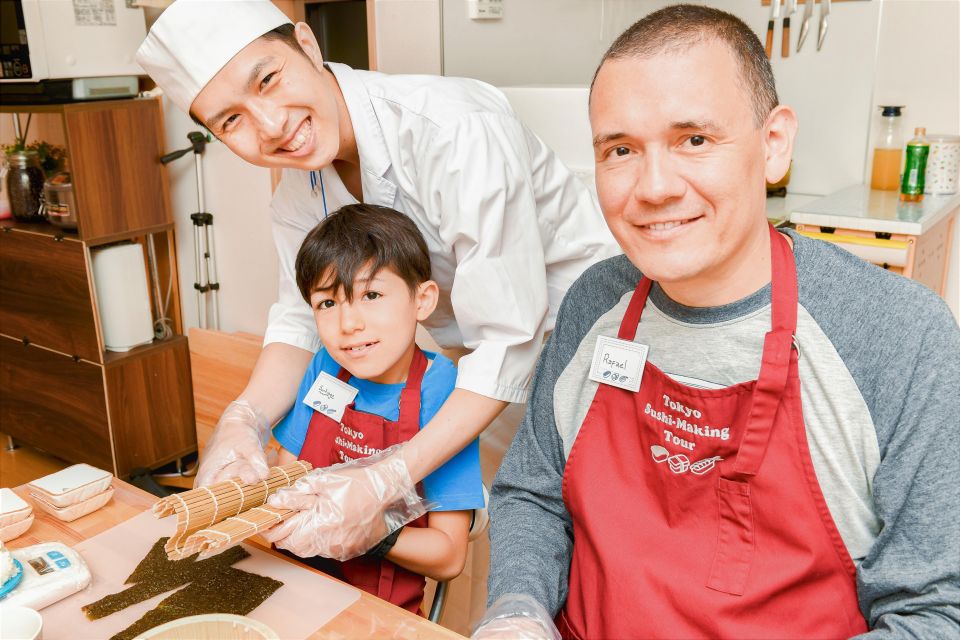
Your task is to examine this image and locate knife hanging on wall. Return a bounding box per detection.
[782,0,797,57]
[818,0,831,51]
[765,0,781,58]
[796,0,815,52]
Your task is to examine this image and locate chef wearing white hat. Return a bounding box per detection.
[136,0,616,570]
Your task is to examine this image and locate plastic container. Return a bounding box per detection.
[2,542,92,610]
[30,486,114,522]
[0,488,33,528]
[870,106,904,191]
[27,464,113,508]
[134,614,280,640]
[924,134,960,195]
[0,514,34,543]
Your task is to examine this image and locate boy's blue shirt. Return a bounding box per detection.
[274,347,484,512]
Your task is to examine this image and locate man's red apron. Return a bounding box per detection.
[297,348,429,615]
[557,226,868,639]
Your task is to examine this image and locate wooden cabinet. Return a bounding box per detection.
[0,98,196,478]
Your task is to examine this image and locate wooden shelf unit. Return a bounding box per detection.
[0,97,196,478]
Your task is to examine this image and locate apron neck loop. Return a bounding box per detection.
[733,225,799,476]
[618,277,654,342]
[397,347,428,427]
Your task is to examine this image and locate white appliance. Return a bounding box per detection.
[91,243,155,352]
[0,0,146,82]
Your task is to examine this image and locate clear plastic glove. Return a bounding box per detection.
[261,444,428,561]
[194,400,271,487]
[472,594,561,640]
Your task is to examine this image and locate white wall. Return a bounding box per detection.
[435,0,959,316]
[372,0,443,74]
[443,0,885,196]
[154,0,958,331]
[160,103,278,336]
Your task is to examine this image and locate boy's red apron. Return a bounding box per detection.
[557,226,868,639]
[297,348,429,615]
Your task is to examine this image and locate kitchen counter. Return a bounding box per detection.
[790,185,960,235]
[787,184,958,300]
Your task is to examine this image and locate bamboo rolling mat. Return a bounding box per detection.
[154,461,312,560]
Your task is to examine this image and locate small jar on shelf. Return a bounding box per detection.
[4,149,46,223]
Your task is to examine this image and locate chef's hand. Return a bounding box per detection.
[472,594,561,640]
[261,444,428,561]
[194,400,272,487]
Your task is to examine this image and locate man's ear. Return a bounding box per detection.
[415,280,440,322]
[763,105,798,185]
[294,22,324,69]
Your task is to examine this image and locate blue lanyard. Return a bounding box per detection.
[309,170,328,218]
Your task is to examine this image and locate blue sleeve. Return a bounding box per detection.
[273,350,328,457]
[419,355,485,512]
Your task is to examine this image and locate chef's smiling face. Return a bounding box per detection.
[310,265,438,385]
[190,23,346,171]
[590,38,796,303]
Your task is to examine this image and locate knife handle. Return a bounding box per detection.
[782,18,791,57]
[765,20,774,58]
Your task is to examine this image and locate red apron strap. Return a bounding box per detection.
[336,367,352,384]
[733,225,799,476]
[617,277,654,341]
[396,347,428,441]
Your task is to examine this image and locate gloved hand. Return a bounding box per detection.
[261,444,428,561]
[472,594,561,640]
[194,400,272,487]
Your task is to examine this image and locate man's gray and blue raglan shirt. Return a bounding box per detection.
[488,229,960,638]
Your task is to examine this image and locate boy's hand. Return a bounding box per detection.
[194,400,272,487]
[262,444,429,561]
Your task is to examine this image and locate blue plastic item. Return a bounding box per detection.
[0,558,24,599]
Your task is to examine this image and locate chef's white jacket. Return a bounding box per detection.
[266,63,618,404]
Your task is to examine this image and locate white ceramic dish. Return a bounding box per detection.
[135,614,280,640]
[27,464,113,508]
[0,488,33,528]
[0,513,34,542]
[30,486,114,523]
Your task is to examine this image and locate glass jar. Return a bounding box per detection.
[5,150,46,222]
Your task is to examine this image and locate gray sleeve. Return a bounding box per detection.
[853,303,960,638]
[790,232,960,636]
[487,321,574,615]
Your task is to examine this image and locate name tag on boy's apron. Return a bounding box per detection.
[303,371,359,422]
[589,335,648,392]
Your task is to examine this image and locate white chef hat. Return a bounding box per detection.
[136,0,292,114]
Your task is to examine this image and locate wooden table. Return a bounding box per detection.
[6,479,464,639]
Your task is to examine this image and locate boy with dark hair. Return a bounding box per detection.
[265,204,484,615]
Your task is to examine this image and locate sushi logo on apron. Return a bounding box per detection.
[644,393,728,476]
[650,446,723,476]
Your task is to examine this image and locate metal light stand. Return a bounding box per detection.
[160,132,221,330]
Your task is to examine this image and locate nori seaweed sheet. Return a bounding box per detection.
[110,567,283,640]
[82,538,250,620]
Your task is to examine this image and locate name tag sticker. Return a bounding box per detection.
[303,371,358,422]
[589,335,648,392]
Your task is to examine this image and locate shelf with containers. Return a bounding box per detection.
[0,97,197,478]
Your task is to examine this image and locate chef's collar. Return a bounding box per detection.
[325,63,394,189]
[136,0,291,114]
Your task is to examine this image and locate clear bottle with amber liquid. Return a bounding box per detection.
[900,127,930,203]
[870,105,904,190]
